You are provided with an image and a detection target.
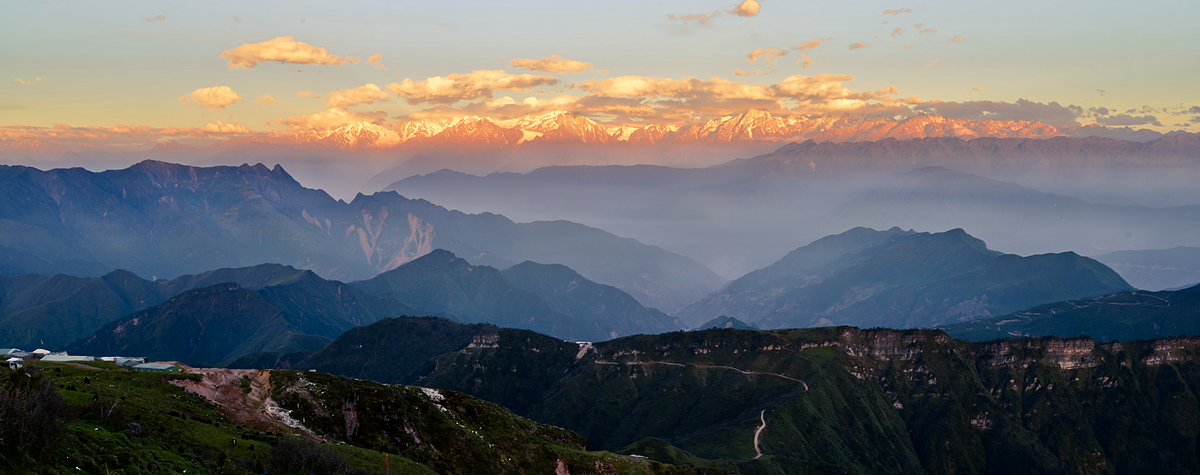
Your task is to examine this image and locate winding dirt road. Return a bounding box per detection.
[754,410,766,459]
[593,360,809,390]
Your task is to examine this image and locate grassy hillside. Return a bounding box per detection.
[1,360,709,474]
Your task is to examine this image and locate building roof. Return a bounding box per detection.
[132,363,180,371]
[40,355,94,362]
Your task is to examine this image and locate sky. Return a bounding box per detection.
[2,0,1199,145]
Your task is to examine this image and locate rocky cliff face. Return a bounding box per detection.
[409,323,1198,475]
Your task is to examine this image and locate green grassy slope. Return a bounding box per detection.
[2,360,703,474]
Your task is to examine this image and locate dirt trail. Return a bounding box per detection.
[753,410,766,459]
[595,360,808,390]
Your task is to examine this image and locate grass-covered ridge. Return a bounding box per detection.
[0,359,710,474]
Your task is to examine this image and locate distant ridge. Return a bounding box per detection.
[0,160,725,311]
[676,227,1134,329]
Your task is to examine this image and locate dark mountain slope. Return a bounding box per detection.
[678,228,1133,330]
[676,227,916,326]
[941,284,1200,341]
[352,250,606,341]
[0,270,171,348]
[502,261,683,338]
[295,317,499,384]
[0,263,393,349]
[67,283,329,366]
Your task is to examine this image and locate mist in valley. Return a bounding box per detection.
[379,145,1200,286]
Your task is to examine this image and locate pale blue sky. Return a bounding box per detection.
[2,0,1197,132]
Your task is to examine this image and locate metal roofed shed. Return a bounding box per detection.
[40,355,96,362]
[115,357,147,367]
[132,363,180,373]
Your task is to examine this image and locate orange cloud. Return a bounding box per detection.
[0,121,257,150]
[296,90,319,98]
[971,86,983,91]
[919,28,938,34]
[668,0,760,24]
[511,55,595,74]
[948,35,966,42]
[325,84,390,108]
[883,7,913,16]
[146,14,166,22]
[734,70,753,77]
[577,75,776,101]
[386,70,559,105]
[891,28,904,37]
[14,78,41,85]
[272,107,388,130]
[794,39,825,51]
[731,0,760,17]
[367,53,387,71]
[747,47,787,64]
[924,59,939,67]
[796,54,814,69]
[158,121,253,137]
[178,86,243,111]
[849,42,867,50]
[666,11,721,24]
[254,95,284,107]
[220,36,359,69]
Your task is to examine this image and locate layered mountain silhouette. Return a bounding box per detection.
[13,249,681,360]
[0,263,357,348]
[818,166,1200,259]
[350,249,607,341]
[675,227,1134,329]
[941,284,1200,342]
[0,160,724,311]
[383,136,1199,278]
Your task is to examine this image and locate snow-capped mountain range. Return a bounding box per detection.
[1,110,1173,158]
[207,110,1169,152]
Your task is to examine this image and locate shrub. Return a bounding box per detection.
[270,439,351,475]
[0,368,70,459]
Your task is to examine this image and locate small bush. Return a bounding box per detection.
[270,439,351,475]
[0,368,70,459]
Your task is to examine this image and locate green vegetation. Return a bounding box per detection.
[0,360,703,474]
[694,316,758,330]
[321,318,1195,474]
[297,317,499,384]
